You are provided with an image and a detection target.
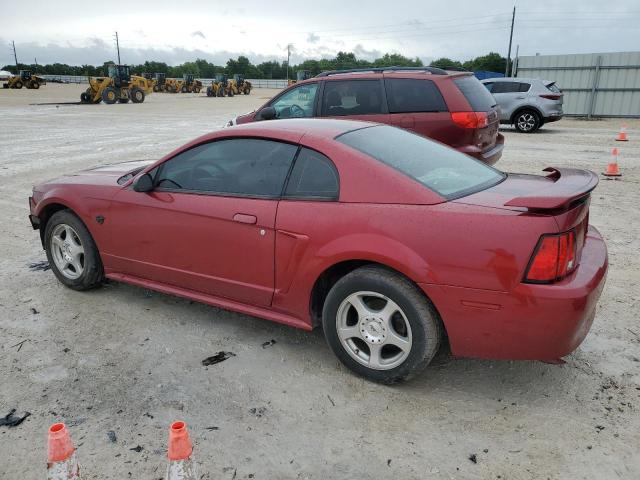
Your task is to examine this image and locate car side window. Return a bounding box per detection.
[156,139,298,197]
[284,148,339,200]
[384,78,448,113]
[321,80,384,116]
[483,82,494,92]
[491,82,520,94]
[271,83,318,119]
[518,82,531,92]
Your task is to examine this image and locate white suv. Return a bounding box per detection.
[481,77,563,133]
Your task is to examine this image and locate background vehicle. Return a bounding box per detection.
[165,74,202,93]
[28,119,607,383]
[80,64,145,104]
[481,77,564,133]
[153,73,166,92]
[230,74,252,95]
[3,70,46,89]
[230,67,504,165]
[288,69,311,86]
[206,74,228,97]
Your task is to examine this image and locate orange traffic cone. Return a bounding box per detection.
[47,423,81,479]
[615,125,629,141]
[603,147,622,177]
[166,421,197,480]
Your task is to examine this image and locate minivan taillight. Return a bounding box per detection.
[451,111,489,129]
[524,230,577,283]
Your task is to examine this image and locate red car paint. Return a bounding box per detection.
[232,71,505,165]
[30,119,607,361]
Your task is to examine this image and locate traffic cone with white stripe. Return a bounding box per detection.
[603,147,622,177]
[166,421,197,480]
[615,125,629,141]
[47,423,81,479]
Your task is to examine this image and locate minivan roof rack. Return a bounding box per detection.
[315,66,449,77]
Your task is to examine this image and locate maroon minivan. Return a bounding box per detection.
[227,67,504,165]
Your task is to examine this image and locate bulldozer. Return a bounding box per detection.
[153,73,166,92]
[3,70,46,89]
[80,64,145,104]
[205,74,228,97]
[165,74,202,93]
[288,70,311,86]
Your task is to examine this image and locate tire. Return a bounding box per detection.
[181,85,188,93]
[102,86,118,104]
[32,81,40,89]
[514,109,541,133]
[14,80,23,89]
[44,210,104,291]
[80,92,90,103]
[153,85,159,92]
[130,87,145,103]
[206,87,213,97]
[322,266,442,384]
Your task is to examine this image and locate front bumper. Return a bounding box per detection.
[420,226,608,361]
[28,196,40,229]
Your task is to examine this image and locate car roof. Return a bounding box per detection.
[295,70,470,85]
[482,77,549,83]
[225,118,376,138]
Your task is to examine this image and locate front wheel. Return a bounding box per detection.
[44,210,104,291]
[514,110,541,133]
[322,266,442,384]
[130,87,145,103]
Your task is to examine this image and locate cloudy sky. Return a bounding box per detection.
[2,0,639,67]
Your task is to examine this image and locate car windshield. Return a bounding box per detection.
[336,125,505,199]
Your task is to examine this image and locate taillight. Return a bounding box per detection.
[451,111,489,129]
[524,230,577,283]
[539,94,562,100]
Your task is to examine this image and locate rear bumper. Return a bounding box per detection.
[459,133,504,166]
[420,226,608,361]
[544,113,563,123]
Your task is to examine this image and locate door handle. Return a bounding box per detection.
[233,213,257,224]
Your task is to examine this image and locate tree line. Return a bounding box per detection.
[3,51,506,78]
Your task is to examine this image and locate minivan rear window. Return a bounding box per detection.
[454,76,496,111]
[385,79,447,113]
[337,125,505,199]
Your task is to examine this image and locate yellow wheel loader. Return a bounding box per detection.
[232,74,252,95]
[80,64,145,104]
[3,70,46,89]
[152,73,166,92]
[205,74,228,97]
[130,72,155,95]
[165,74,202,93]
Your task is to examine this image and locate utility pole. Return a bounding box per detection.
[505,6,515,76]
[286,44,292,82]
[12,41,18,70]
[114,31,121,64]
[512,45,519,77]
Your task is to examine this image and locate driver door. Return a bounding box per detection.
[104,138,298,307]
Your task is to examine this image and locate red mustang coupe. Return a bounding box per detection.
[29,119,608,383]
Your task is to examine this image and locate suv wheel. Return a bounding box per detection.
[514,109,541,133]
[322,266,442,384]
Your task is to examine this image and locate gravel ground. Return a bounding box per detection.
[1,84,639,480]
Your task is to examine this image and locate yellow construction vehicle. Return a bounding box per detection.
[80,64,145,104]
[165,74,202,93]
[205,74,228,97]
[231,74,252,95]
[152,73,166,92]
[288,70,311,86]
[130,72,155,95]
[3,70,46,89]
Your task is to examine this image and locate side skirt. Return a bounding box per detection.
[106,272,312,331]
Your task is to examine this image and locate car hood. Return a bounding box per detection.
[35,160,155,190]
[77,159,155,177]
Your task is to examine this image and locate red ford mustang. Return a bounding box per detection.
[29,119,608,383]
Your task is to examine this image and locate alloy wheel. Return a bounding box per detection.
[50,224,85,280]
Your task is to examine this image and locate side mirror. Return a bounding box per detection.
[259,106,276,120]
[133,173,154,192]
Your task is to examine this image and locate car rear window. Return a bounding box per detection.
[454,76,496,111]
[546,82,561,93]
[384,78,447,113]
[336,125,505,199]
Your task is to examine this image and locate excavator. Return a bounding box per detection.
[80,64,145,104]
[3,70,46,89]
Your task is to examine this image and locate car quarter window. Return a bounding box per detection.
[384,78,448,113]
[284,148,339,200]
[156,138,299,197]
[271,83,318,119]
[518,82,531,92]
[483,82,494,92]
[491,82,521,94]
[321,80,384,116]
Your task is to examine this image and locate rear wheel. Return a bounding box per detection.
[206,87,213,97]
[44,210,104,291]
[130,87,145,103]
[514,109,541,133]
[322,266,442,384]
[153,85,159,92]
[102,87,118,104]
[181,85,188,93]
[14,80,23,89]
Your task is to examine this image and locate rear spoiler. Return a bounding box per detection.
[504,167,599,210]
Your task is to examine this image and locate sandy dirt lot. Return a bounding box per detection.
[1,84,639,479]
